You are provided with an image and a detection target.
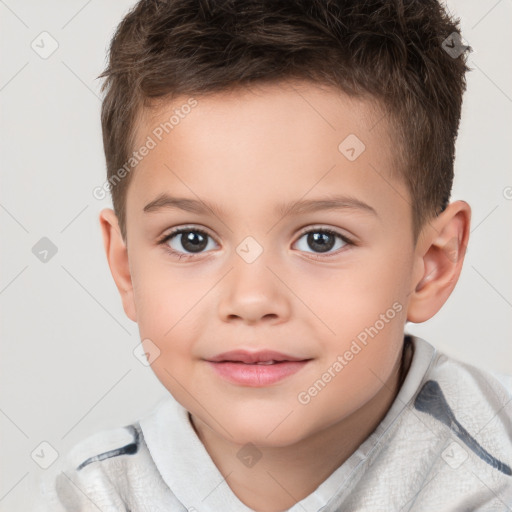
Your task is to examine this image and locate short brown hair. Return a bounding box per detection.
[98,0,470,242]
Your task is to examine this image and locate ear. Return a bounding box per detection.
[99,208,137,322]
[407,200,471,323]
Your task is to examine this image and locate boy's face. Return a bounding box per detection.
[119,80,423,446]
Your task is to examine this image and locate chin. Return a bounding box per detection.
[224,417,313,449]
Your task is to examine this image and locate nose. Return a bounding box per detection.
[217,255,291,326]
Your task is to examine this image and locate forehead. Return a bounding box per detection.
[137,80,388,149]
[127,80,408,227]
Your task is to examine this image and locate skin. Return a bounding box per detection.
[99,80,471,511]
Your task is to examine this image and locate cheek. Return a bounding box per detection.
[131,269,208,371]
[315,250,410,321]
[129,250,197,335]
[303,246,412,369]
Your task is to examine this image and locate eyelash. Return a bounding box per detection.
[157,225,355,261]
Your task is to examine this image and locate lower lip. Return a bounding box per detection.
[206,360,310,387]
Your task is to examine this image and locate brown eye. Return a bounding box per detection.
[160,227,217,257]
[175,230,208,253]
[294,228,351,256]
[305,231,336,253]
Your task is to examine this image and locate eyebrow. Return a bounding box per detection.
[143,193,378,218]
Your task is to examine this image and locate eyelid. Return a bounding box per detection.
[295,224,355,245]
[297,224,338,236]
[157,225,219,261]
[157,224,218,245]
[158,224,354,244]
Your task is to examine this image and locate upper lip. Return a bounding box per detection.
[207,350,310,364]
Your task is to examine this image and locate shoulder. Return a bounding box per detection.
[408,336,512,410]
[486,368,512,394]
[67,423,141,471]
[33,423,145,512]
[359,338,512,509]
[417,346,512,413]
[412,343,512,477]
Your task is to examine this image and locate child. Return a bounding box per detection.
[34,0,512,510]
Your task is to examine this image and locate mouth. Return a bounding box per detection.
[206,350,312,387]
[207,349,309,364]
[237,360,287,365]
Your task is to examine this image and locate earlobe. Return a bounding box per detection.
[407,201,471,323]
[98,208,137,322]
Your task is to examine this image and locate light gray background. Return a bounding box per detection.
[1,0,511,510]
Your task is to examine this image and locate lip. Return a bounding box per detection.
[205,350,312,387]
[207,349,308,364]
